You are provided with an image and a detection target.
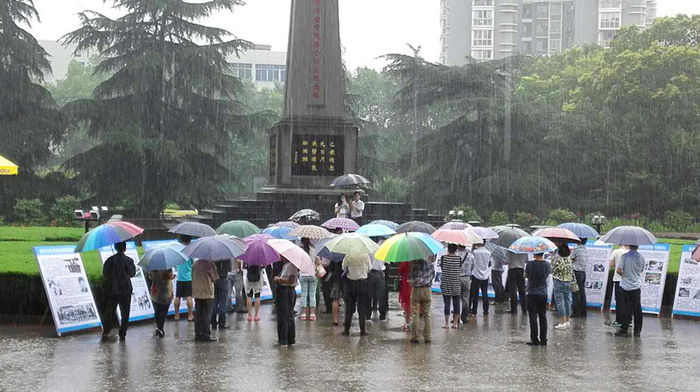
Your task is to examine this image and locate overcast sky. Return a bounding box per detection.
[29,0,700,70]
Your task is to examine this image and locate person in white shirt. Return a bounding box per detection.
[609,245,628,327]
[334,194,349,218]
[468,243,492,316]
[366,238,388,320]
[341,253,371,336]
[349,191,365,225]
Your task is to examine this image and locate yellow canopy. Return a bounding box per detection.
[0,154,18,175]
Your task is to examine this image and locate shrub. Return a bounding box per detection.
[663,210,693,231]
[372,176,410,203]
[446,205,481,222]
[514,212,539,228]
[13,199,47,226]
[50,195,82,226]
[488,211,509,226]
[547,208,577,224]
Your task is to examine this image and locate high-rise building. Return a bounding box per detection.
[440,0,659,65]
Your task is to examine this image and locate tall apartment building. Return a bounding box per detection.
[440,0,658,65]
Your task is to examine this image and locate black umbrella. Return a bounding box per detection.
[168,222,216,238]
[330,173,370,188]
[289,209,321,223]
[396,221,437,234]
[491,225,530,248]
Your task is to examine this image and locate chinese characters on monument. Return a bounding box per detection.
[292,134,344,176]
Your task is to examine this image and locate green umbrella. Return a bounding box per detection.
[216,220,260,238]
[324,233,378,255]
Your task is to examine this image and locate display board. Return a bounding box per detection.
[610,244,670,315]
[142,240,189,316]
[672,245,700,318]
[291,134,344,176]
[34,245,102,336]
[98,242,154,322]
[582,243,613,309]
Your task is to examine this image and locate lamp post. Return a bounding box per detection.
[592,215,607,235]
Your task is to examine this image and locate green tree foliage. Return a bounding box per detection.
[0,0,66,215]
[488,211,509,226]
[546,208,578,224]
[61,0,274,216]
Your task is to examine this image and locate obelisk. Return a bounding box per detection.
[268,0,358,188]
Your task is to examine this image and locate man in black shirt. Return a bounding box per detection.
[102,241,136,341]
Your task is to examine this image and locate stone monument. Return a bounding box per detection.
[266,0,358,191]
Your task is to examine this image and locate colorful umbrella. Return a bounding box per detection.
[370,220,399,231]
[468,226,499,240]
[374,232,443,263]
[75,221,144,252]
[397,221,437,234]
[491,225,530,248]
[168,221,216,238]
[431,229,482,246]
[0,154,18,175]
[321,217,360,232]
[289,209,321,222]
[216,220,260,237]
[439,221,472,230]
[262,225,299,241]
[508,236,557,254]
[557,222,600,239]
[598,226,657,246]
[289,225,333,240]
[267,239,315,275]
[323,233,379,255]
[182,235,248,260]
[356,223,397,237]
[330,173,370,188]
[138,243,187,271]
[532,227,581,243]
[238,236,280,266]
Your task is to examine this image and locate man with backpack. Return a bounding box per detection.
[244,262,263,322]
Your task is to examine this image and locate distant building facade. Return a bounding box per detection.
[39,40,286,88]
[440,0,658,65]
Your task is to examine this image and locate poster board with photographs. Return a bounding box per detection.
[34,245,102,336]
[98,242,154,322]
[672,245,700,318]
[583,243,613,309]
[142,240,189,316]
[610,244,670,315]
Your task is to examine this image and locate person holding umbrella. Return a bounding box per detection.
[468,241,492,317]
[526,251,552,346]
[615,245,646,337]
[211,259,233,330]
[349,191,365,225]
[273,256,299,347]
[341,252,372,336]
[101,241,136,341]
[552,243,575,329]
[299,237,320,321]
[174,235,195,322]
[440,243,463,329]
[149,268,175,338]
[192,258,219,341]
[571,238,589,318]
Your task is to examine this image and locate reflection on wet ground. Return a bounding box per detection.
[1,295,699,391]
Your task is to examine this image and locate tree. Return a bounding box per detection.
[0,0,65,215]
[62,0,274,216]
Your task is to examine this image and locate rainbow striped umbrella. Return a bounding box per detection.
[75,221,144,252]
[374,232,444,263]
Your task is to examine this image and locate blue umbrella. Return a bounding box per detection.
[262,225,299,241]
[599,226,656,246]
[370,220,399,231]
[357,223,396,237]
[508,236,557,254]
[182,235,248,260]
[410,232,445,254]
[138,243,188,271]
[557,222,600,239]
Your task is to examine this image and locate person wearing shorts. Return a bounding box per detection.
[245,264,263,322]
[174,236,194,321]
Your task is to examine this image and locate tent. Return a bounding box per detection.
[0,154,18,175]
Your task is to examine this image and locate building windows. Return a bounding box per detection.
[599,12,621,29]
[522,4,533,19]
[232,63,253,80]
[472,0,493,6]
[255,64,286,82]
[535,20,548,37]
[471,49,493,60]
[536,38,548,54]
[472,30,493,47]
[522,23,533,37]
[598,30,616,47]
[535,3,549,19]
[599,0,622,9]
[550,3,562,20]
[472,10,494,27]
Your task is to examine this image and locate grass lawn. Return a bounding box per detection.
[0,226,84,242]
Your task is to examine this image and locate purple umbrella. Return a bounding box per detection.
[238,235,279,266]
[321,217,360,232]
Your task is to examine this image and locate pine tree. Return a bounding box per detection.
[62,0,273,217]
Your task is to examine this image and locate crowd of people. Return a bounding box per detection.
[98,203,649,346]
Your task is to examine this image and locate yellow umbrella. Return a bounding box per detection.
[0,154,18,175]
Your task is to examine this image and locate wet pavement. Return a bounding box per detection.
[1,295,699,391]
